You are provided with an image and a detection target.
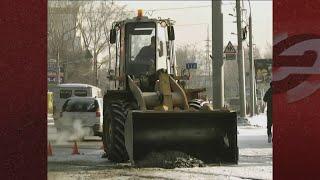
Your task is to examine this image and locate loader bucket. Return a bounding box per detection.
[125,111,238,165]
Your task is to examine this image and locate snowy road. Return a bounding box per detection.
[48,114,272,180]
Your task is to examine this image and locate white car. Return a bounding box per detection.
[55,97,103,137]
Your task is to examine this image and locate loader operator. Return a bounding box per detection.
[134,36,156,73]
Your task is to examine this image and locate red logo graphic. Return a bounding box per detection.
[273,34,320,102]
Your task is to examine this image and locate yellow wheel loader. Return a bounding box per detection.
[102,10,238,165]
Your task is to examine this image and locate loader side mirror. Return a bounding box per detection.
[167,26,175,40]
[110,29,116,44]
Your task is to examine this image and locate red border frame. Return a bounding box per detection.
[274,0,320,179]
[0,1,47,179]
[1,0,320,179]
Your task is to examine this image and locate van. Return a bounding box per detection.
[52,83,102,121]
[55,96,103,137]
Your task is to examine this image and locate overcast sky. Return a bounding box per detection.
[117,0,272,56]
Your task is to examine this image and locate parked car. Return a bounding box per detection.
[54,96,103,137]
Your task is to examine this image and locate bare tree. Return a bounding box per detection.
[263,42,272,59]
[175,44,205,75]
[48,1,82,56]
[175,44,207,90]
[77,1,129,86]
[48,1,84,82]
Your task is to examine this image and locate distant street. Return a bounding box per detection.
[48,114,272,180]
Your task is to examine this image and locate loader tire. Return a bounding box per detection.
[103,100,131,163]
[188,99,207,110]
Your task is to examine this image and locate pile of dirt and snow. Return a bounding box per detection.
[136,151,205,169]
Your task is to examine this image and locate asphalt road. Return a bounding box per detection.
[48,116,272,180]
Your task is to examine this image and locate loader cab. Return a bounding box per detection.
[109,13,175,81]
[125,21,157,75]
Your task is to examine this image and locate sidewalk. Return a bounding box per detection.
[237,113,267,127]
[246,113,267,128]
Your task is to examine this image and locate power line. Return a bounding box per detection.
[175,23,209,27]
[60,5,213,14]
[175,21,240,27]
[49,3,236,16]
[48,1,237,15]
[134,5,211,12]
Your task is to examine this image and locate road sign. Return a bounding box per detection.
[224,41,237,60]
[186,63,197,69]
[224,41,237,54]
[226,53,237,61]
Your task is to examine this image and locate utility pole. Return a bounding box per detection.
[212,0,224,108]
[205,24,211,94]
[57,50,61,85]
[236,0,246,117]
[249,13,255,116]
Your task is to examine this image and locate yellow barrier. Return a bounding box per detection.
[48,92,53,114]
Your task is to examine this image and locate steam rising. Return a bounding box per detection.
[50,118,92,145]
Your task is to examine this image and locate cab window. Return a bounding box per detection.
[60,90,72,99]
[126,22,156,75]
[63,99,98,112]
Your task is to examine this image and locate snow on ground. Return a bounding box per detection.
[179,165,272,180]
[48,149,106,163]
[48,114,272,180]
[246,113,268,128]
